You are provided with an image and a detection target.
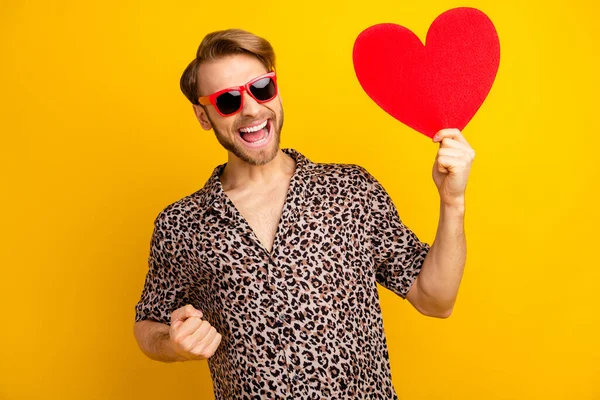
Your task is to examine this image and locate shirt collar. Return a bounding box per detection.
[201,148,310,216]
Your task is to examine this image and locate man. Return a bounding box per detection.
[133,29,474,399]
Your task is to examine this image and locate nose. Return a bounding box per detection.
[240,90,262,117]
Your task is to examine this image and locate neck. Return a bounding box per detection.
[220,149,295,191]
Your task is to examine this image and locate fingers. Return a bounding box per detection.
[168,305,223,360]
[438,138,476,160]
[174,316,205,340]
[433,129,476,161]
[191,322,217,345]
[171,304,203,330]
[433,128,471,147]
[189,331,223,360]
[438,138,469,150]
[173,304,204,321]
[187,323,219,357]
[437,148,465,158]
[433,158,447,174]
[202,332,223,358]
[178,320,211,352]
[174,319,223,360]
[436,155,471,174]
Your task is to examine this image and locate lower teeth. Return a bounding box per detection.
[254,130,268,143]
[243,122,269,144]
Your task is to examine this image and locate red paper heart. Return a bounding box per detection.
[353,7,500,138]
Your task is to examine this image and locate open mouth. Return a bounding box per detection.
[238,119,272,147]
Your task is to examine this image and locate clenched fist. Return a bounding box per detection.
[432,128,475,208]
[169,304,223,361]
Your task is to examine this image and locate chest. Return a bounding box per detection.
[225,182,290,253]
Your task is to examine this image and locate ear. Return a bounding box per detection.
[193,104,213,131]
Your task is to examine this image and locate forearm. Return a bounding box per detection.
[133,320,186,363]
[417,201,466,313]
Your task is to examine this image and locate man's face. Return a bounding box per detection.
[194,54,284,166]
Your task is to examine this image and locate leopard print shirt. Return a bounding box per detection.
[134,148,430,399]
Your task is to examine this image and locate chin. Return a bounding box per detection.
[239,142,280,166]
[214,114,283,166]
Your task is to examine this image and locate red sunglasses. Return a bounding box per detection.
[198,71,278,117]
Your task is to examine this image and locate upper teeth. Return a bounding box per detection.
[240,120,267,133]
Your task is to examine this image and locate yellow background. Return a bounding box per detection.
[1,0,599,399]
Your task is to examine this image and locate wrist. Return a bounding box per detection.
[440,198,465,214]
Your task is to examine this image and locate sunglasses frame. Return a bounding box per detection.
[198,71,278,117]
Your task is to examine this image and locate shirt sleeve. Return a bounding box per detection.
[134,212,191,325]
[364,169,431,299]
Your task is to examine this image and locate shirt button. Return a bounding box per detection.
[293,374,301,382]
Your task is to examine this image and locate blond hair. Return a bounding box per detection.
[180,29,276,105]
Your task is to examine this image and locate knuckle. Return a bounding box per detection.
[203,347,214,357]
[182,339,195,353]
[172,333,185,345]
[192,344,206,356]
[195,325,208,338]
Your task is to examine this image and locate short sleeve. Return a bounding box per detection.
[365,170,431,299]
[134,212,191,325]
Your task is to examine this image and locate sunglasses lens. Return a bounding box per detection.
[215,90,242,115]
[250,77,276,102]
